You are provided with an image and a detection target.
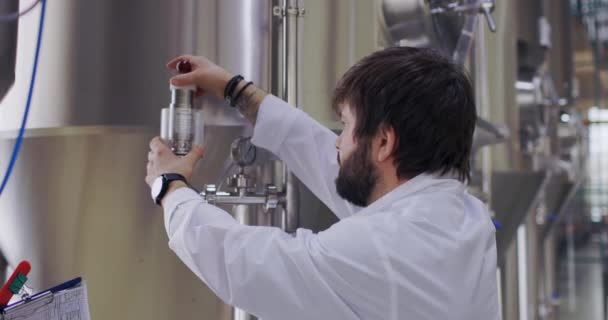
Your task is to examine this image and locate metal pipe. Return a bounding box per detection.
[277,0,302,233]
[284,0,299,105]
[452,14,478,65]
[209,195,286,206]
[232,204,256,320]
[284,171,300,232]
[474,15,492,205]
[516,225,529,320]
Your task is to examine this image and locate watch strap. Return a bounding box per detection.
[155,173,188,205]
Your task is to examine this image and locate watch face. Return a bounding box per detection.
[151,176,164,201]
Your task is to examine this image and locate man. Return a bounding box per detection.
[146,47,499,319]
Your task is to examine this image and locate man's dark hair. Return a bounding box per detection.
[332,46,476,182]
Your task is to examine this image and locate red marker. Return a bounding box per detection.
[0,261,31,307]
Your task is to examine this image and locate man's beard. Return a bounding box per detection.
[335,141,379,207]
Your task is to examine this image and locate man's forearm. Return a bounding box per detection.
[233,80,268,125]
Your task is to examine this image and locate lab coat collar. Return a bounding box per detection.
[353,172,464,217]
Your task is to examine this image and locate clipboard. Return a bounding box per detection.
[0,277,90,320]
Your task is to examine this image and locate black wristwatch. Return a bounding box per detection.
[150,173,188,206]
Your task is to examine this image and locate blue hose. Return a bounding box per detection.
[0,0,46,195]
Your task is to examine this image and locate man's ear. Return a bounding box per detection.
[376,125,397,163]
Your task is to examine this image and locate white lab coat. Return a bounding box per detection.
[163,95,500,320]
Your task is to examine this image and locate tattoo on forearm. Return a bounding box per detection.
[235,83,267,125]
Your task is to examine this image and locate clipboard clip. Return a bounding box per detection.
[0,291,54,320]
[0,277,82,319]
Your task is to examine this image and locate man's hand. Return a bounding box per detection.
[167,54,268,124]
[145,137,205,188]
[166,55,232,99]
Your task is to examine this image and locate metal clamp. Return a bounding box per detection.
[203,184,217,204]
[264,185,279,213]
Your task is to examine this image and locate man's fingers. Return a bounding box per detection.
[149,137,168,152]
[145,176,155,187]
[170,73,197,87]
[184,144,205,166]
[166,55,196,69]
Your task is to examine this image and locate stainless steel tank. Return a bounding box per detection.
[4,1,576,319]
[0,0,383,319]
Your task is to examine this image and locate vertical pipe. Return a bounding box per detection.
[284,0,299,105]
[525,212,539,320]
[232,203,256,320]
[517,224,529,320]
[284,172,300,232]
[474,16,492,202]
[452,14,479,65]
[497,267,504,320]
[278,0,301,233]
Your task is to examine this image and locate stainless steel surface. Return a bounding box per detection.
[274,0,303,234]
[161,108,204,149]
[171,86,195,108]
[0,126,247,319]
[276,0,304,105]
[504,1,585,318]
[380,0,435,47]
[0,0,589,319]
[430,0,498,63]
[517,79,544,108]
[168,87,196,155]
[546,0,574,103]
[380,0,496,60]
[283,172,300,233]
[492,171,548,265]
[193,0,273,127]
[232,203,258,320]
[517,224,529,320]
[473,2,522,317]
[299,0,378,129]
[0,0,18,103]
[1,1,176,129]
[452,14,478,64]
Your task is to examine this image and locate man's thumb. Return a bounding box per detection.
[184,144,205,165]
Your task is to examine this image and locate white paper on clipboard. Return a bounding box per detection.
[1,281,90,320]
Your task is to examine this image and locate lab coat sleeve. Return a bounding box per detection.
[251,95,359,219]
[163,187,387,320]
